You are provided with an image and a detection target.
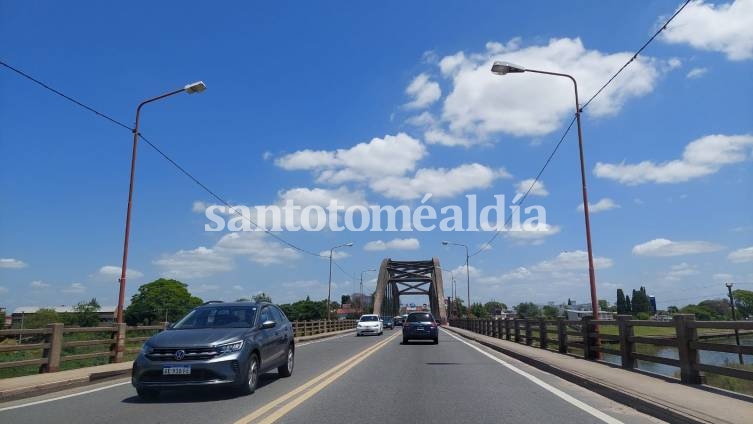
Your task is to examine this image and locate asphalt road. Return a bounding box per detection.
[0,329,665,424]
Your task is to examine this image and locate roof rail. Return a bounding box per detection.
[201,300,224,305]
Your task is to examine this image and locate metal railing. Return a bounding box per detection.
[0,319,357,377]
[450,314,753,384]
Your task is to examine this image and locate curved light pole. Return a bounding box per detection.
[491,61,599,323]
[360,268,377,314]
[117,81,206,324]
[327,242,353,321]
[442,241,470,317]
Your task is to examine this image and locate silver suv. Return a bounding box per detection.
[131,301,294,399]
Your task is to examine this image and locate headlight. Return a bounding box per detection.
[216,341,244,355]
[140,343,153,355]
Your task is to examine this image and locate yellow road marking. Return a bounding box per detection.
[233,332,399,424]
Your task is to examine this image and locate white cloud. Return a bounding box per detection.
[275,133,426,185]
[594,134,753,184]
[577,198,620,213]
[404,73,441,109]
[363,238,421,251]
[0,258,27,269]
[686,67,709,79]
[154,246,234,279]
[192,201,208,213]
[282,279,322,289]
[319,249,351,260]
[30,280,51,289]
[728,246,753,263]
[504,224,561,245]
[532,250,614,272]
[97,265,143,279]
[424,128,473,147]
[437,37,666,143]
[278,186,366,209]
[515,178,549,197]
[406,111,437,127]
[663,263,700,281]
[661,0,753,61]
[371,164,510,200]
[62,283,86,294]
[216,232,300,265]
[713,273,734,281]
[632,238,724,256]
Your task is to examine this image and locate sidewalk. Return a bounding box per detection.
[0,328,355,402]
[445,326,753,424]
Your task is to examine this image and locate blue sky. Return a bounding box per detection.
[1,0,752,313]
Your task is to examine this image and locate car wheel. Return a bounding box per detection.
[402,336,408,344]
[239,353,259,395]
[136,387,159,401]
[278,345,294,377]
[433,338,439,344]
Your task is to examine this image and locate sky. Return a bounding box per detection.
[1,0,752,313]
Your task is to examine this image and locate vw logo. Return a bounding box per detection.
[174,350,185,361]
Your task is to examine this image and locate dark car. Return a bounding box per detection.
[393,316,404,326]
[402,312,439,344]
[381,316,394,329]
[132,301,295,399]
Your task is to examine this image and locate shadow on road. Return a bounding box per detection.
[122,372,282,404]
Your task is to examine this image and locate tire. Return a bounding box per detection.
[433,338,439,344]
[239,353,260,395]
[136,387,159,401]
[278,345,294,377]
[356,333,361,337]
[379,331,383,336]
[402,336,408,344]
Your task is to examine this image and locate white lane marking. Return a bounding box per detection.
[0,330,359,411]
[442,329,624,424]
[0,381,131,412]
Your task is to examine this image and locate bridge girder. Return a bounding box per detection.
[372,257,447,323]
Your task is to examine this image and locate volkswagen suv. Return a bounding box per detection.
[132,301,294,399]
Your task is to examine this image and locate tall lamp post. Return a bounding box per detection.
[726,283,744,365]
[442,241,470,317]
[490,61,600,324]
[327,242,353,321]
[360,268,377,314]
[117,81,206,324]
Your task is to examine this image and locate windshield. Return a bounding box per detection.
[172,306,257,329]
[407,313,432,322]
[359,315,379,322]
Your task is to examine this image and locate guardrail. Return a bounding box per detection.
[0,319,357,377]
[450,314,753,384]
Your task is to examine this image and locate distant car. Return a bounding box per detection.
[402,312,439,344]
[381,316,394,329]
[356,314,383,336]
[393,316,404,326]
[132,301,294,400]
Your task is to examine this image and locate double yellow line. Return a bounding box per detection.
[234,332,399,424]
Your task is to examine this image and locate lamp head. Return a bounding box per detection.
[184,81,207,94]
[491,61,526,75]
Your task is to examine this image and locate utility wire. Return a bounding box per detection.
[1,59,324,258]
[471,0,692,256]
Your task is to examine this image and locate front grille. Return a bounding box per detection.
[146,347,219,361]
[140,369,222,383]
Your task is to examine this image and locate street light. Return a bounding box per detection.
[327,242,354,321]
[442,241,470,317]
[726,283,744,365]
[360,268,377,314]
[491,61,600,324]
[116,81,206,325]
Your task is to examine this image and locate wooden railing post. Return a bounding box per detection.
[514,319,521,343]
[40,323,63,373]
[617,315,635,369]
[539,318,548,349]
[675,314,703,384]
[525,320,533,346]
[581,316,596,360]
[557,318,567,353]
[494,319,501,338]
[112,323,127,363]
[505,318,512,340]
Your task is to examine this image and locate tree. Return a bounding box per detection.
[483,301,507,316]
[616,289,626,314]
[515,302,540,319]
[631,287,651,315]
[22,308,60,329]
[542,305,560,319]
[625,295,632,313]
[667,305,679,314]
[70,298,101,327]
[124,279,203,325]
[680,304,716,321]
[698,299,731,319]
[470,302,489,318]
[598,299,609,311]
[733,289,753,319]
[278,298,328,321]
[253,292,272,303]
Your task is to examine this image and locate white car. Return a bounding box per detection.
[356,314,383,336]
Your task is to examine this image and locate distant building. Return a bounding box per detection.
[11,306,116,327]
[565,303,614,320]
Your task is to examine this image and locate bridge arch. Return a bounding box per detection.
[372,257,447,323]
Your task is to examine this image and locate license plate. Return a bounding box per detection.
[416,327,424,331]
[163,366,191,375]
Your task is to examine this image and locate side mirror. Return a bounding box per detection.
[260,320,276,329]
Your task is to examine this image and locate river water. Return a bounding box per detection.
[602,334,753,378]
